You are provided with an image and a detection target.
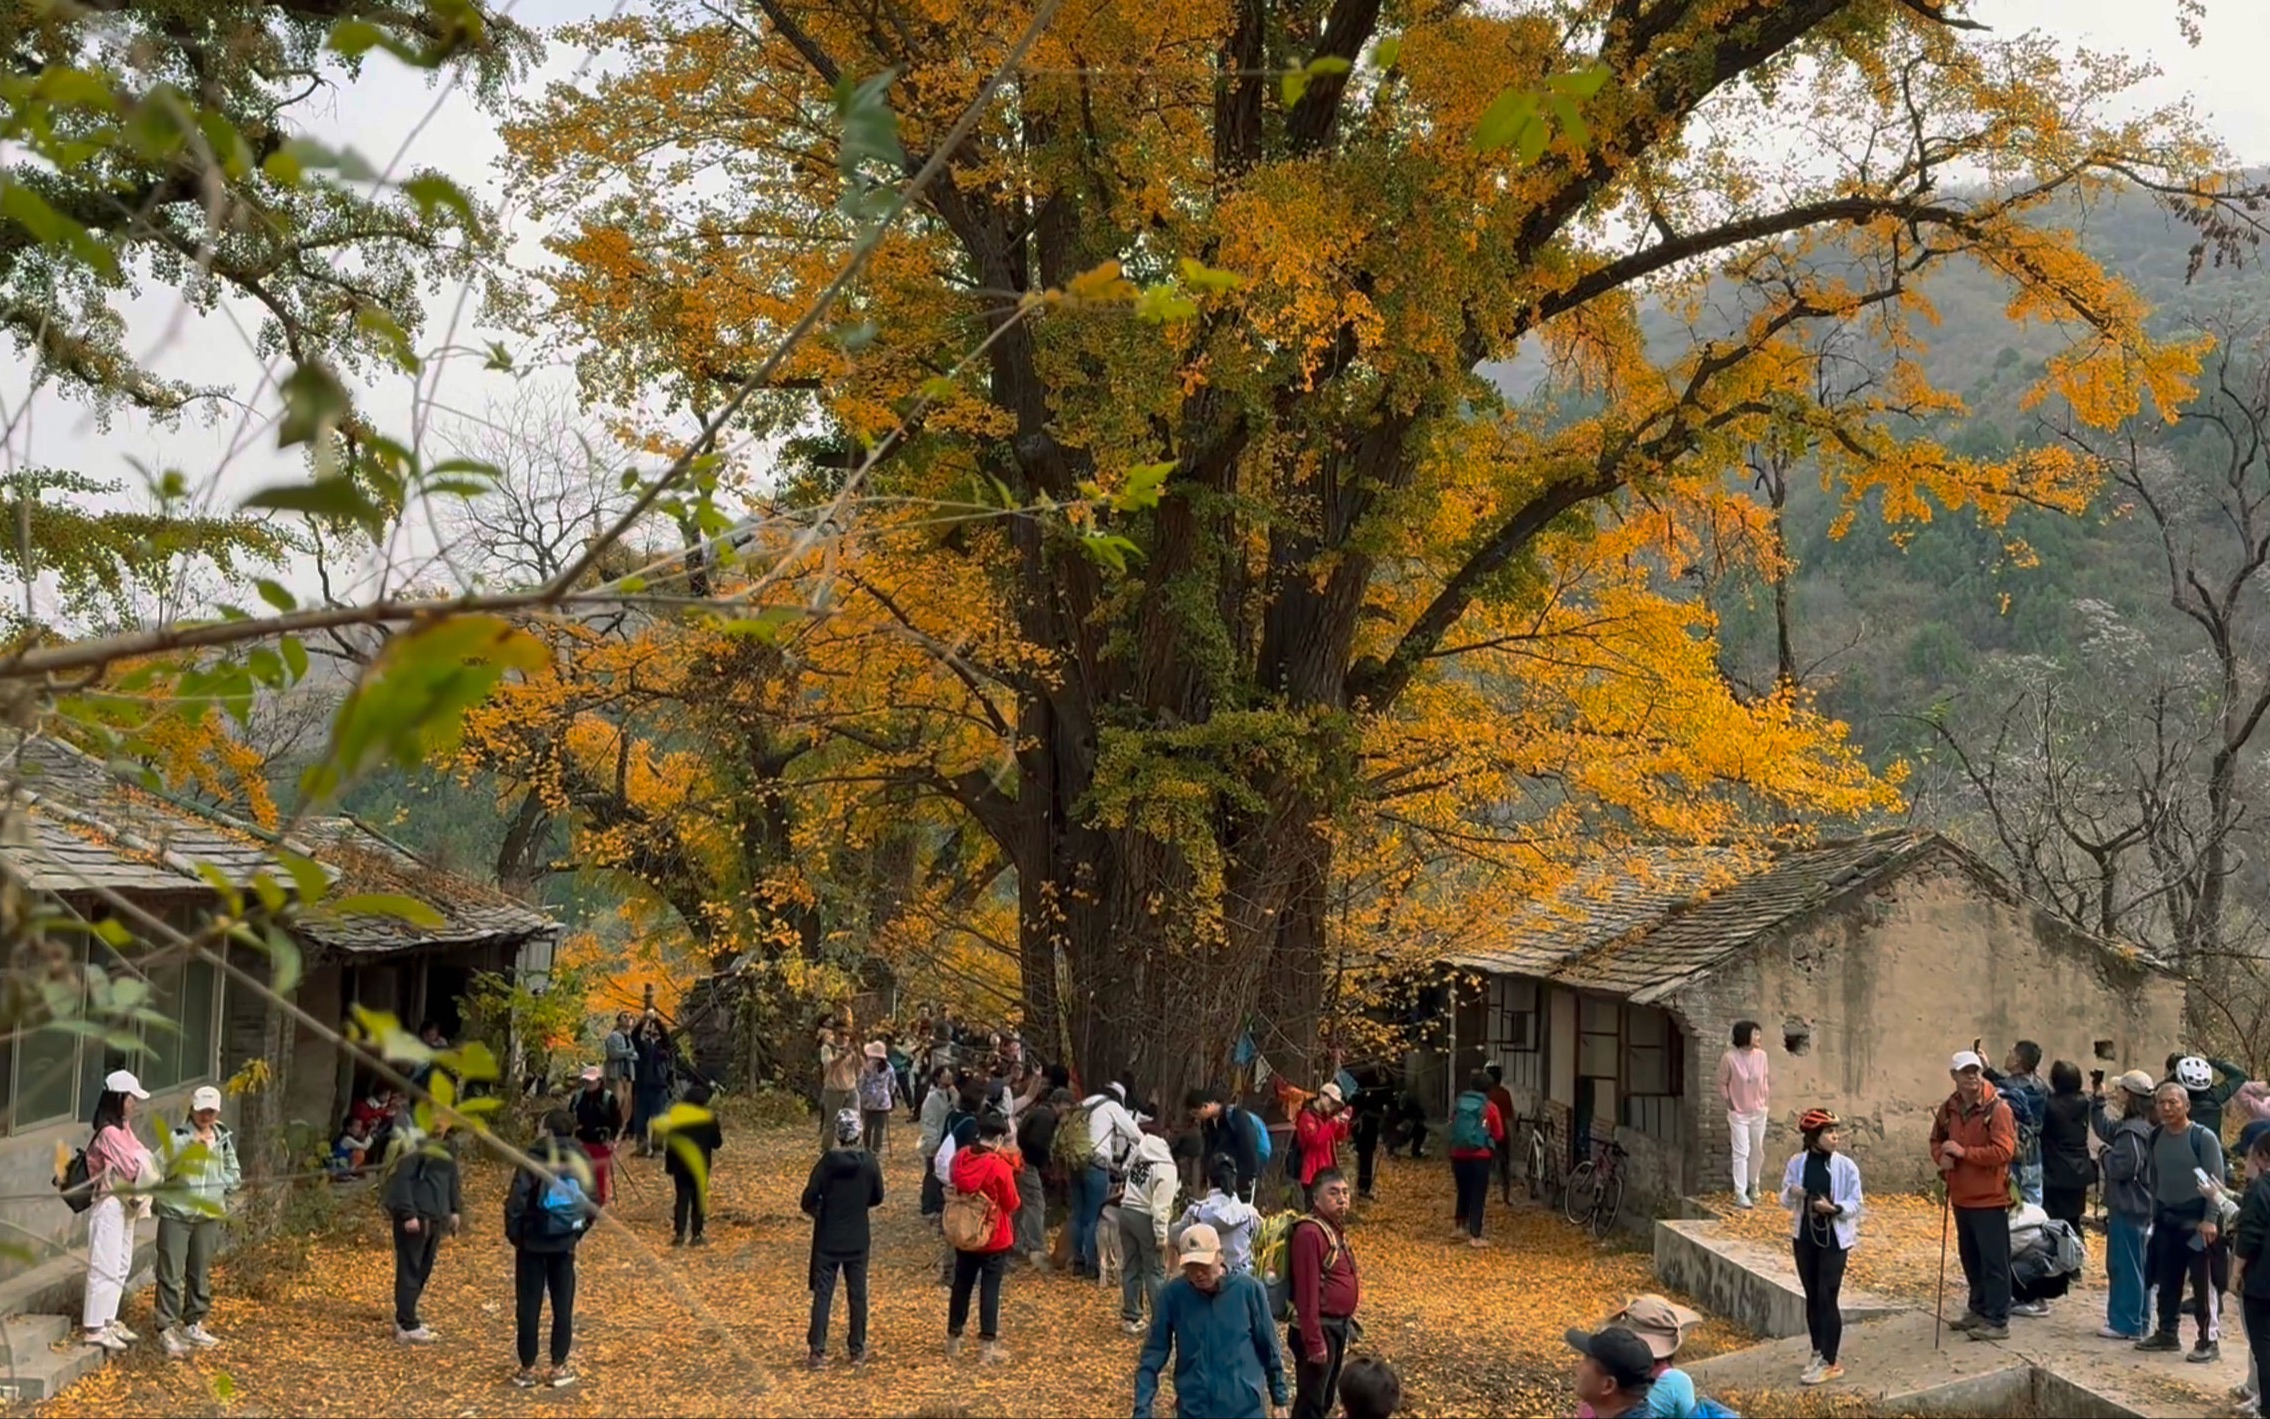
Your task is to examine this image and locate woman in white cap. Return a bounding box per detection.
[155,1084,240,1356]
[82,1070,155,1351]
[858,1040,901,1154]
[2091,1067,2160,1340]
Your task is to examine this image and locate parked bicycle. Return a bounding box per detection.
[1562,1134,1628,1237]
[1517,1114,1561,1207]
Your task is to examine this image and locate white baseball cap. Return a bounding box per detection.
[104,1069,149,1100]
[189,1085,223,1114]
[1950,1050,1985,1073]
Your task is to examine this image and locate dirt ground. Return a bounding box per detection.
[37,1114,1753,1419]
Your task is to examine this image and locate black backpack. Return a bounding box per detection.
[56,1145,93,1214]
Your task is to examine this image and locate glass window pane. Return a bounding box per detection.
[1579,1033,1618,1076]
[180,960,217,1083]
[1626,1008,1667,1047]
[141,962,185,1092]
[16,1025,77,1128]
[1580,997,1617,1030]
[1629,1049,1669,1094]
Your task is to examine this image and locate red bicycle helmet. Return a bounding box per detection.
[1798,1107,1840,1133]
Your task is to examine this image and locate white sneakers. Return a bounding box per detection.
[1733,1192,1755,1209]
[83,1325,127,1352]
[158,1323,220,1358]
[396,1325,438,1344]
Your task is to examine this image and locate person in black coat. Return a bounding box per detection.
[503,1111,594,1390]
[801,1108,886,1367]
[380,1122,461,1344]
[660,1080,724,1246]
[2040,1060,2097,1254]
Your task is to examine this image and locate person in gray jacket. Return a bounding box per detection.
[382,1118,463,1345]
[155,1086,240,1357]
[2092,1069,2159,1341]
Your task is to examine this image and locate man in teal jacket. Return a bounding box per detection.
[1133,1224,1288,1419]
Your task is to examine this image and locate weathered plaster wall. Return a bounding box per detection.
[1673,851,2182,1193]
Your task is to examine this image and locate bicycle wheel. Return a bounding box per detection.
[1562,1160,1598,1226]
[1588,1170,1626,1239]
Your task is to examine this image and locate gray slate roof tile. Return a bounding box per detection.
[0,733,555,956]
[1445,831,1944,1003]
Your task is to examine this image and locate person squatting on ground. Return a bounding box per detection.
[802,1108,885,1367]
[1932,1049,2017,1340]
[1285,1168,1360,1419]
[81,1070,155,1351]
[1779,1108,1861,1386]
[1447,1071,1505,1246]
[2093,1068,2159,1340]
[1119,1131,1182,1333]
[1715,1021,1770,1208]
[503,1109,593,1390]
[380,1113,460,1346]
[155,1084,240,1358]
[944,1111,1022,1363]
[662,1080,723,1246]
[1130,1222,1287,1419]
[2137,1079,2226,1363]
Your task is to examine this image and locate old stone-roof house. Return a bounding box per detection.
[0,732,558,1283]
[1437,829,2182,1214]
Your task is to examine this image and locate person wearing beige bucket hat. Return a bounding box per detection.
[1572,1295,1702,1418]
[2091,1067,2162,1340]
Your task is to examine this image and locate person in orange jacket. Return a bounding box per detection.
[945,1112,1022,1365]
[1294,1085,1352,1210]
[1930,1049,2018,1340]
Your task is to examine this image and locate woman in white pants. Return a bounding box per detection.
[1717,1020,1772,1207]
[82,1070,155,1351]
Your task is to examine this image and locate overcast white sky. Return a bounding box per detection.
[9,0,2270,612]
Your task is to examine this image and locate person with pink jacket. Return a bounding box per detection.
[81,1070,156,1351]
[1716,1021,1772,1208]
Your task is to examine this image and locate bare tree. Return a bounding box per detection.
[437,387,637,590]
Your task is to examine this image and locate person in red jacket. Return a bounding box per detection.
[946,1112,1022,1365]
[1929,1049,2018,1340]
[1287,1168,1360,1419]
[1294,1084,1352,1210]
[1448,1071,1506,1246]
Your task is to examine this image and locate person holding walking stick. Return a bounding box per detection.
[1930,1049,2018,1341]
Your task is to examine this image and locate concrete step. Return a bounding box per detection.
[0,1321,106,1403]
[0,1313,70,1356]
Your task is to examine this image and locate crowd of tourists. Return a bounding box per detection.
[71,991,2270,1416]
[1715,1019,2270,1412]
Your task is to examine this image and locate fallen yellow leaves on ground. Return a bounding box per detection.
[40,1117,1748,1418]
[1709,1189,2109,1311]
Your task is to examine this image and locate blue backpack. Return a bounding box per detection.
[1690,1400,1739,1419]
[1450,1091,1492,1153]
[531,1167,591,1243]
[1243,1107,1274,1168]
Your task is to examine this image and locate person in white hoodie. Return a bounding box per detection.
[1072,1081,1145,1280]
[1117,1132,1180,1334]
[1175,1155,1261,1275]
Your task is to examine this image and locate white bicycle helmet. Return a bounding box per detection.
[2176,1055,2214,1091]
